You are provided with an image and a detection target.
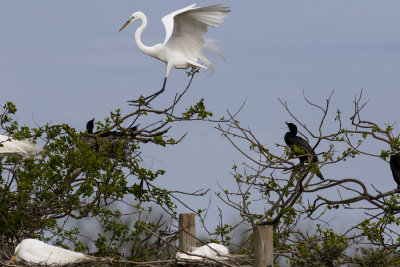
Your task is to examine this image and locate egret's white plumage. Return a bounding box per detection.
[119,3,230,102]
[176,243,229,261]
[0,135,42,157]
[10,239,94,266]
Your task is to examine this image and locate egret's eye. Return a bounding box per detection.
[129,16,135,21]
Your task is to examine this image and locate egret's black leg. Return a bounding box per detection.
[145,77,167,103]
[128,77,167,106]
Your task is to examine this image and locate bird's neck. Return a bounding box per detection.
[135,16,153,56]
[284,131,296,144]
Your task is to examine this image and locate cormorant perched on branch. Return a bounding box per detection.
[390,154,400,189]
[86,118,139,137]
[284,122,325,181]
[86,118,95,134]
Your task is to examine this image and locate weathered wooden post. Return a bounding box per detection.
[179,213,196,252]
[254,224,273,267]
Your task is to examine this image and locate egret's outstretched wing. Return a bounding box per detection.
[161,4,230,71]
[162,4,196,44]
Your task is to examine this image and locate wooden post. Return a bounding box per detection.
[179,213,196,252]
[254,224,273,267]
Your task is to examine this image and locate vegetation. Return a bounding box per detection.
[213,90,400,266]
[2,80,400,266]
[0,73,222,264]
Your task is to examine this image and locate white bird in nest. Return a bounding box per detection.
[176,242,230,261]
[119,3,230,104]
[9,238,96,266]
[0,135,43,157]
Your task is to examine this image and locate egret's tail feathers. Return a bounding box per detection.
[197,54,214,75]
[198,39,226,76]
[192,4,230,27]
[18,140,44,156]
[204,39,225,60]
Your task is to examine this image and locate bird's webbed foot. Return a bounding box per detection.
[127,92,162,108]
[127,96,153,108]
[127,78,167,108]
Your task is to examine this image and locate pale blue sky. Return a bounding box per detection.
[1,1,400,236]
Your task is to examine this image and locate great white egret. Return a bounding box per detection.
[176,243,229,261]
[9,238,95,265]
[119,3,230,103]
[284,122,325,181]
[0,135,42,157]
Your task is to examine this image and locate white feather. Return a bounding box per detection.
[10,239,93,266]
[0,135,43,157]
[176,243,229,261]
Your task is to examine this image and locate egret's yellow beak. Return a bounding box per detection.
[119,17,134,32]
[9,250,18,263]
[119,21,130,32]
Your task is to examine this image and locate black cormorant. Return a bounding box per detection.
[86,118,95,134]
[284,122,324,181]
[86,118,139,137]
[390,154,400,189]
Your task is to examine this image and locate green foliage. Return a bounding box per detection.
[285,145,307,160]
[381,149,390,160]
[281,207,297,226]
[353,247,400,267]
[212,223,233,246]
[0,119,149,237]
[0,101,18,133]
[290,227,349,267]
[0,100,199,260]
[182,98,213,119]
[356,194,400,247]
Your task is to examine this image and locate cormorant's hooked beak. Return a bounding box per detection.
[285,122,289,126]
[119,17,134,32]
